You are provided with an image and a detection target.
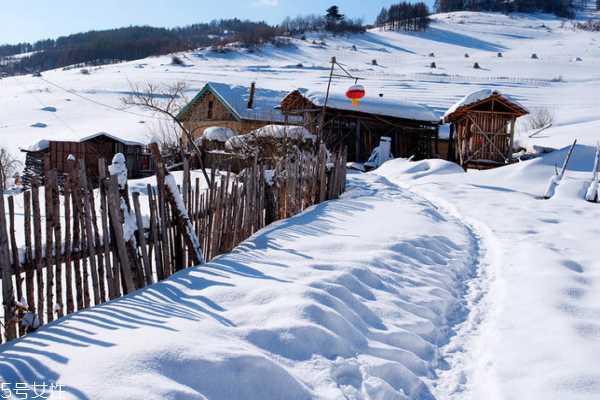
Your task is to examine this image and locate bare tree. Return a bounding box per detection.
[122,81,212,186]
[0,147,22,191]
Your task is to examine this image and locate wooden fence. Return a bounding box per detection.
[0,144,347,343]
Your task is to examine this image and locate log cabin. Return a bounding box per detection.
[278,89,440,162]
[177,81,301,146]
[443,89,529,169]
[21,132,153,185]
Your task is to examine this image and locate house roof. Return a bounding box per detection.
[282,89,439,123]
[178,82,294,123]
[443,89,529,122]
[24,132,145,152]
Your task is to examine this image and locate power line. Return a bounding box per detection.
[13,76,78,134]
[37,75,171,121]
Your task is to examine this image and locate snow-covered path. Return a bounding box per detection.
[377,153,600,400]
[0,172,480,400]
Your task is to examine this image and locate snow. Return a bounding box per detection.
[442,88,528,120]
[199,126,236,143]
[108,152,128,189]
[252,124,315,140]
[25,132,145,152]
[1,10,600,400]
[193,82,294,123]
[296,89,440,123]
[0,170,476,399]
[225,125,315,151]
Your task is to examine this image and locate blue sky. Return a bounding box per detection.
[0,0,434,44]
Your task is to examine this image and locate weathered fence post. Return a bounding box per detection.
[0,188,17,341]
[106,175,136,294]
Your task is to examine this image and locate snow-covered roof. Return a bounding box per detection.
[290,89,439,123]
[198,126,236,143]
[25,131,145,152]
[443,89,528,120]
[225,124,314,151]
[181,82,295,123]
[252,125,315,141]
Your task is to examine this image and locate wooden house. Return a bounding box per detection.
[443,89,529,169]
[279,89,440,162]
[177,81,301,145]
[21,132,153,184]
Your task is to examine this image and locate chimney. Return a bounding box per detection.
[247,82,256,109]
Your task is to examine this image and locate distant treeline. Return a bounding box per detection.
[0,6,368,77]
[375,2,431,31]
[435,0,575,17]
[0,20,280,76]
[280,6,365,35]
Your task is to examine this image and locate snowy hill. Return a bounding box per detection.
[1,11,600,160]
[1,11,600,400]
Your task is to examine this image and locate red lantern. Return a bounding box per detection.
[346,84,365,107]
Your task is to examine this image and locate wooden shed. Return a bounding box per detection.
[177,81,302,146]
[443,89,529,169]
[279,89,440,162]
[21,132,153,185]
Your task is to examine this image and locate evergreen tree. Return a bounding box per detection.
[325,6,345,32]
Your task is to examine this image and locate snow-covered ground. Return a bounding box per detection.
[1,12,600,158]
[1,10,600,400]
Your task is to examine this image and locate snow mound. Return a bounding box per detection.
[252,125,315,141]
[200,126,236,143]
[377,158,465,181]
[225,125,315,151]
[26,139,49,152]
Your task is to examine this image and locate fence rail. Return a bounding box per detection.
[0,144,347,343]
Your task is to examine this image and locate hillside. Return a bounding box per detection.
[1,11,599,161]
[1,11,600,400]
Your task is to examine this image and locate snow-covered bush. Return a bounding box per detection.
[225,125,315,166]
[0,147,22,191]
[521,107,554,131]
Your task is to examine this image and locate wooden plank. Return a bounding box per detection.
[148,185,164,281]
[52,175,63,318]
[132,192,153,285]
[106,175,136,293]
[318,144,327,203]
[44,168,56,323]
[23,191,35,314]
[88,180,106,302]
[79,199,91,309]
[7,197,22,310]
[79,162,101,305]
[70,180,84,310]
[0,189,17,340]
[31,183,44,321]
[63,187,74,314]
[98,158,116,299]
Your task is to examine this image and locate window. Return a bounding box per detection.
[207,101,214,119]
